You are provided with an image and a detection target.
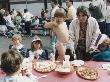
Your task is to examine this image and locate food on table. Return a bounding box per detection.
[71,60,84,66]
[55,65,73,74]
[76,66,98,80]
[34,61,56,72]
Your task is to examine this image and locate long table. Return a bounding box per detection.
[32,61,110,82]
[0,61,110,82]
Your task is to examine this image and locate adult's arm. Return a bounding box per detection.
[69,20,76,42]
[44,21,58,29]
[89,18,101,50]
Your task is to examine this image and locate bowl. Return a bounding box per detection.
[55,65,73,74]
[71,60,84,67]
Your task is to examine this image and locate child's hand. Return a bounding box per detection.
[20,67,31,77]
[52,21,58,28]
[44,21,58,28]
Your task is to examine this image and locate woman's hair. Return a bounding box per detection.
[54,8,66,18]
[31,40,43,51]
[76,6,90,18]
[1,49,23,75]
[12,34,22,43]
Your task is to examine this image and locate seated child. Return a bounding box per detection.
[0,49,34,82]
[44,8,69,61]
[29,35,48,60]
[9,34,28,57]
[91,39,110,62]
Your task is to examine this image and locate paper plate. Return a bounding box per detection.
[71,60,84,66]
[55,65,73,74]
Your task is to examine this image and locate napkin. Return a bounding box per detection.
[102,64,110,70]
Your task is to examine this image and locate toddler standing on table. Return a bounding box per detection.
[44,8,69,61]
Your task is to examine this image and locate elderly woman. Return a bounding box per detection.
[69,6,101,60]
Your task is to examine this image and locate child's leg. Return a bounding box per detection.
[56,42,66,61]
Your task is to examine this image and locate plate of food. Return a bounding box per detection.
[76,66,98,80]
[33,61,56,73]
[71,60,84,66]
[55,65,73,74]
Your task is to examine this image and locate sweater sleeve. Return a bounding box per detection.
[90,18,101,49]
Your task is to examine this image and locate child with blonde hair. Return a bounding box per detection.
[9,34,28,57]
[92,38,110,61]
[44,8,69,61]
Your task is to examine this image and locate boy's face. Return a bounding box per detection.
[54,16,64,24]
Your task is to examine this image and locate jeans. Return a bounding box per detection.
[51,32,57,55]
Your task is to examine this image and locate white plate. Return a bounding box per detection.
[71,60,84,66]
[55,65,73,74]
[34,61,56,72]
[102,64,110,70]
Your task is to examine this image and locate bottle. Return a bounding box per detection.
[63,55,71,68]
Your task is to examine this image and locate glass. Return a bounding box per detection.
[65,55,70,61]
[63,55,70,67]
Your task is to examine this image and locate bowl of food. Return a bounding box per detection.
[34,61,56,73]
[55,65,73,74]
[71,60,84,67]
